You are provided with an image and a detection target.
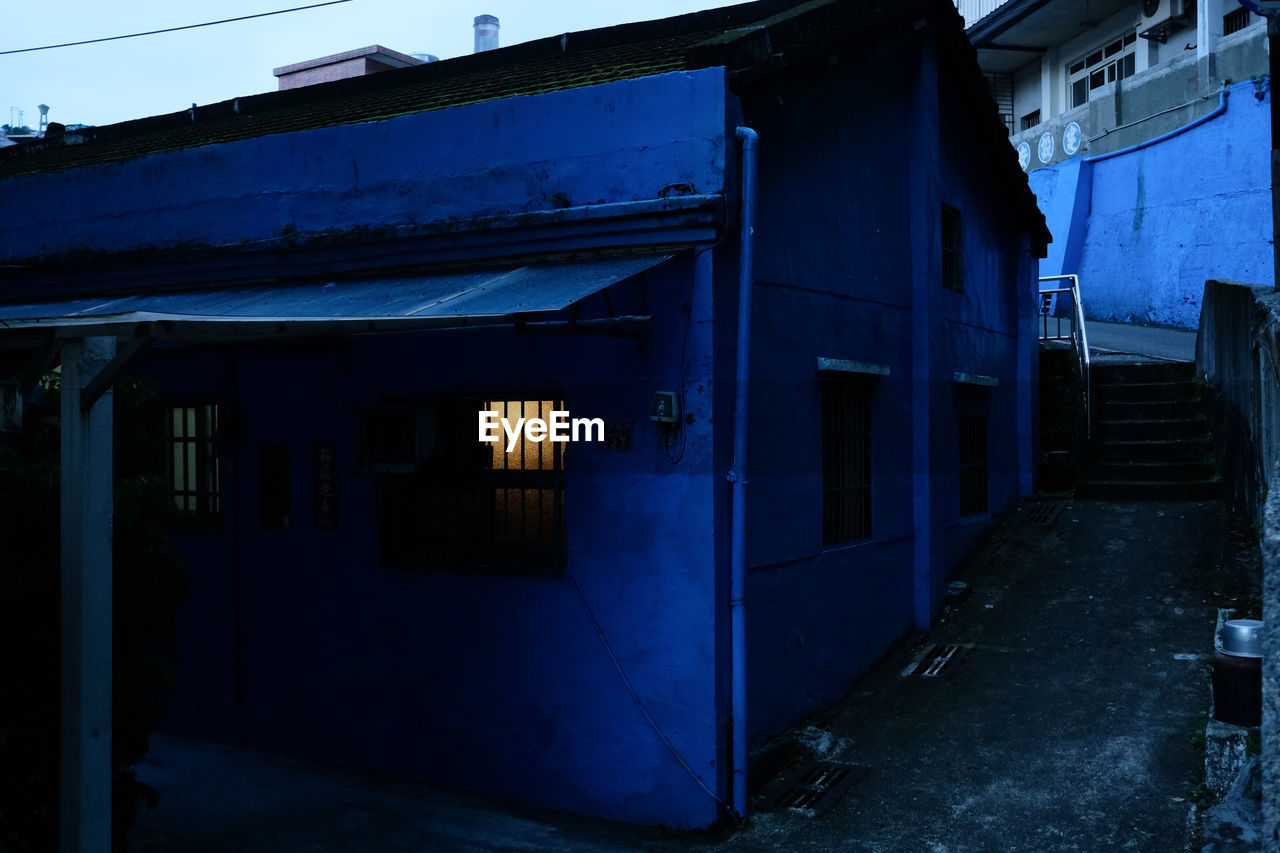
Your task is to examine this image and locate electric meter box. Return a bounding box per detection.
[650,391,680,424]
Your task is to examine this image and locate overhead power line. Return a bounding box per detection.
[0,0,355,56]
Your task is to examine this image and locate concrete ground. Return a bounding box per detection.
[129,496,1261,852]
[1087,320,1198,362]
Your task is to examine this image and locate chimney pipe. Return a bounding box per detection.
[474,14,500,53]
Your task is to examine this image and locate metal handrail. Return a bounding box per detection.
[1038,274,1091,439]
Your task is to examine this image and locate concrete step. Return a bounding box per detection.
[1094,399,1203,421]
[1093,381,1199,404]
[1075,478,1223,501]
[1092,361,1196,385]
[1091,438,1213,464]
[1085,461,1219,482]
[1095,418,1211,442]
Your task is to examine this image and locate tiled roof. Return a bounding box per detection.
[0,1,789,180]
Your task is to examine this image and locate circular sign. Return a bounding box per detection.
[1038,131,1055,164]
[1017,141,1031,172]
[1063,121,1082,156]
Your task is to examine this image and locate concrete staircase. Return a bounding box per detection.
[1077,360,1221,500]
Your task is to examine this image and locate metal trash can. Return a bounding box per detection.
[1212,618,1262,728]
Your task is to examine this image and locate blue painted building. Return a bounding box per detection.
[0,0,1047,830]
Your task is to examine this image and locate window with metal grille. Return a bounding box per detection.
[368,397,566,575]
[942,205,963,292]
[167,403,221,517]
[1020,109,1041,131]
[984,72,1014,136]
[958,415,989,517]
[1068,33,1137,109]
[822,374,871,546]
[1224,7,1250,35]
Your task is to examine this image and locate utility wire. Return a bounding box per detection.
[567,572,727,808]
[0,0,354,56]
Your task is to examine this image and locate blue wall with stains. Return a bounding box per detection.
[0,71,728,263]
[1029,79,1273,328]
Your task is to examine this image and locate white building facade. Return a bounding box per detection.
[965,0,1267,169]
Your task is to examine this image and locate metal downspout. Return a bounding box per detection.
[729,125,758,821]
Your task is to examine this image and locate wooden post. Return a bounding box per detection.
[60,336,115,853]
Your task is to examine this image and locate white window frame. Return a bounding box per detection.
[1067,32,1138,109]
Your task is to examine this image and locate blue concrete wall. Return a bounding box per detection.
[1029,79,1273,328]
[1030,156,1091,278]
[0,71,728,263]
[739,46,915,741]
[144,256,729,829]
[44,72,740,830]
[736,36,1037,740]
[935,54,1031,590]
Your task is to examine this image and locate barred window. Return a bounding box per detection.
[822,374,871,546]
[167,403,221,518]
[366,397,566,575]
[958,415,989,517]
[1224,7,1250,35]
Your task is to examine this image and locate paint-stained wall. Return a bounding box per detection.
[1029,78,1273,328]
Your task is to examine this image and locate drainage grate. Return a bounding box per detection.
[902,643,973,678]
[921,644,964,677]
[1023,500,1066,527]
[759,758,868,818]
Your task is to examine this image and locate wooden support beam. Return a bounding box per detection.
[80,335,154,412]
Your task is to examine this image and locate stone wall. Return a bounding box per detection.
[1198,278,1280,849]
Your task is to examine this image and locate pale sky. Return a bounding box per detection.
[2,1,734,129]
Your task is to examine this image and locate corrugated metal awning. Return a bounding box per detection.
[0,255,670,340]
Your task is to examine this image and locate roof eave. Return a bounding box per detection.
[966,0,1051,46]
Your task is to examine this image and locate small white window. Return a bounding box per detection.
[167,403,221,517]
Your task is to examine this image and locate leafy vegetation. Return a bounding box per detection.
[0,375,187,850]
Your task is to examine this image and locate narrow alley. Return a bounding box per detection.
[132,480,1263,850]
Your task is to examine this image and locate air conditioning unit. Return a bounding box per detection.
[1139,0,1193,42]
[1141,0,1184,19]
